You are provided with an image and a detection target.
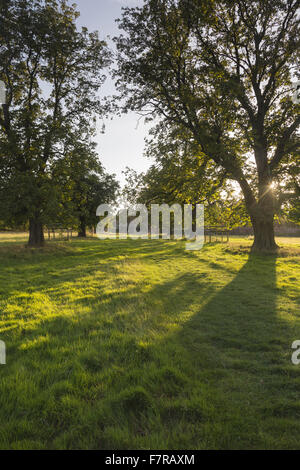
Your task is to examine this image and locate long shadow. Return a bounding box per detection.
[1,243,299,449]
[153,252,300,448]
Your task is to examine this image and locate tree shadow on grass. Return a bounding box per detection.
[87,251,299,449]
[148,252,300,449]
[53,251,299,449]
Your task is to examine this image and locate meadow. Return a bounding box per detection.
[0,233,299,449]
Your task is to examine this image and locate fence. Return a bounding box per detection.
[46,227,74,240]
[204,226,230,243]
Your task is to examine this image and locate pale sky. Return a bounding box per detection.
[75,0,152,185]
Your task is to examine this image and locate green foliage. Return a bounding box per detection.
[115,0,300,250]
[123,128,250,229]
[287,201,300,225]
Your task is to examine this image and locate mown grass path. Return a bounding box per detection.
[0,236,299,449]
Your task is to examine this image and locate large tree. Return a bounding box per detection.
[53,137,120,237]
[115,0,300,251]
[0,0,110,245]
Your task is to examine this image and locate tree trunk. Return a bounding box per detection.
[250,212,278,252]
[28,217,45,247]
[239,167,279,253]
[78,217,87,238]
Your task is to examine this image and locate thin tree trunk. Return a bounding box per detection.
[78,216,87,238]
[28,217,45,247]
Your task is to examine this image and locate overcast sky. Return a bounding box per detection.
[75,0,152,185]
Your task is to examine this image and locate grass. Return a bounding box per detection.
[0,233,299,450]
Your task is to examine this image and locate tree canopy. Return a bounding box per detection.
[115,0,300,251]
[0,0,112,245]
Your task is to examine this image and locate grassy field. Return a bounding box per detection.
[0,233,299,450]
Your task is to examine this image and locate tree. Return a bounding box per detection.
[78,172,120,237]
[48,134,120,237]
[123,160,249,231]
[0,0,111,245]
[62,140,119,238]
[115,0,300,252]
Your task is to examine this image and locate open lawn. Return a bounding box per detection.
[0,234,299,449]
